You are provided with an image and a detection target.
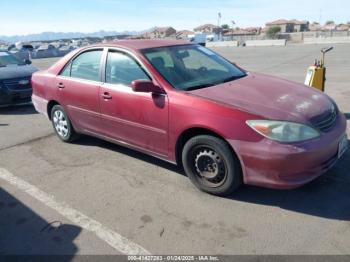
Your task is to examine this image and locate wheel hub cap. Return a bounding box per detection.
[53,110,68,138]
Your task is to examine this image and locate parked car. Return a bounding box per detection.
[57,45,76,56]
[0,51,38,106]
[8,47,31,61]
[31,40,347,195]
[31,44,59,59]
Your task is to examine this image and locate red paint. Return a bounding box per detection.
[32,40,347,189]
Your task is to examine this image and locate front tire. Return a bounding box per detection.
[51,105,78,142]
[182,135,242,196]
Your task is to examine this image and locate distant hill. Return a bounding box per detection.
[0,29,151,43]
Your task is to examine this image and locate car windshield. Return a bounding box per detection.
[142,45,246,91]
[0,51,23,67]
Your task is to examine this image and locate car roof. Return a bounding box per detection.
[95,39,193,51]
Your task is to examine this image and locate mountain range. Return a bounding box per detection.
[0,29,152,43]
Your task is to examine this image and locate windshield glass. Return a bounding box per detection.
[142,45,246,90]
[0,51,23,67]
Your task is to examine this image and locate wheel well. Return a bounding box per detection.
[175,128,234,166]
[47,100,59,120]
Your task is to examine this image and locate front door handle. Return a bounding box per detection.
[57,83,65,89]
[102,92,112,100]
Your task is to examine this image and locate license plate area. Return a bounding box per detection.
[338,134,348,159]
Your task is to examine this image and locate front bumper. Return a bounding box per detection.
[0,88,32,106]
[230,113,347,189]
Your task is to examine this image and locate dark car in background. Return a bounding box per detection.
[0,51,38,106]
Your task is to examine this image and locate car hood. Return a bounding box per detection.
[0,65,38,80]
[188,73,334,123]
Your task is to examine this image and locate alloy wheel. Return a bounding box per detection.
[53,110,69,138]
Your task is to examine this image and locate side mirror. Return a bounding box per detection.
[24,59,32,65]
[131,80,162,93]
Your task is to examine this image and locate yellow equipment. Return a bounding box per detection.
[305,47,333,92]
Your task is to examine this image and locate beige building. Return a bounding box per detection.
[223,27,261,37]
[147,27,177,38]
[194,24,221,34]
[266,19,309,33]
[176,30,194,39]
[336,23,350,31]
[309,22,322,31]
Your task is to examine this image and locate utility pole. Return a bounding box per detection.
[231,20,236,41]
[218,12,222,41]
[218,12,222,27]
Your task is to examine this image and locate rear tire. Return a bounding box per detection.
[51,105,79,143]
[182,135,242,196]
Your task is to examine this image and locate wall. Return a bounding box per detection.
[304,36,350,44]
[206,41,238,47]
[245,39,286,47]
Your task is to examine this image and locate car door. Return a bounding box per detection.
[55,48,103,133]
[99,49,169,157]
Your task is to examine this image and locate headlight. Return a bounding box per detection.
[246,120,320,143]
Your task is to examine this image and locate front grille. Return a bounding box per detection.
[310,107,338,132]
[3,77,32,91]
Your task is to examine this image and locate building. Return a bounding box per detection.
[265,19,309,33]
[336,23,350,31]
[309,22,322,31]
[176,30,194,39]
[223,27,261,37]
[149,27,177,38]
[194,24,221,34]
[290,19,309,32]
[323,22,337,31]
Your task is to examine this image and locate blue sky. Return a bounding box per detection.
[1,0,349,36]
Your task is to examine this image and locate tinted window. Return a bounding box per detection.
[69,50,103,81]
[106,51,149,86]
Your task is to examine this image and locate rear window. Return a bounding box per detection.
[61,50,103,81]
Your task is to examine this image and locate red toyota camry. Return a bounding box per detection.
[32,40,348,195]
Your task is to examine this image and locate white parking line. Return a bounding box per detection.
[0,167,151,255]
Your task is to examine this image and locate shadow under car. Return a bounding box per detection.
[71,135,350,221]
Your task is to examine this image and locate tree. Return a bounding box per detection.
[266,26,281,39]
[221,24,230,30]
[325,20,334,25]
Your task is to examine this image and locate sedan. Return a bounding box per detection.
[31,40,347,195]
[0,51,37,106]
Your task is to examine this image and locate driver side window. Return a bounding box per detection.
[105,51,150,86]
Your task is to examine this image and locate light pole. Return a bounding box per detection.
[218,12,222,41]
[231,20,236,41]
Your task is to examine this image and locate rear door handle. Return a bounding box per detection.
[57,83,65,89]
[102,92,112,100]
